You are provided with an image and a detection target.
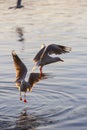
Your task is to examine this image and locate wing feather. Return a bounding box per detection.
[45,44,71,55]
[33,46,46,62]
[28,73,46,91]
[12,50,27,85]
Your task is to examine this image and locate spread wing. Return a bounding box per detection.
[33,45,46,63]
[43,44,71,57]
[28,73,46,91]
[12,50,27,87]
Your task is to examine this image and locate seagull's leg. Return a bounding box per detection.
[20,91,22,101]
[24,92,27,103]
[40,66,43,76]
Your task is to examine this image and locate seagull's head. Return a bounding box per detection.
[20,80,27,92]
[20,80,31,92]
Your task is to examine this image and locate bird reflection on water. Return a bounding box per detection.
[16,27,25,52]
[16,109,40,130]
[15,108,51,130]
[9,0,24,9]
[16,27,24,42]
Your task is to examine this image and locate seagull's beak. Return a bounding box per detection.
[60,59,64,62]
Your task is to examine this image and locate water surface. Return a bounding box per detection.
[0,0,87,130]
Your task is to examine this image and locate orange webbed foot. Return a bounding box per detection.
[20,97,22,101]
[24,99,27,103]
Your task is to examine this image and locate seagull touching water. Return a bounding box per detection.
[16,0,24,8]
[12,50,46,103]
[9,0,24,9]
[33,44,71,75]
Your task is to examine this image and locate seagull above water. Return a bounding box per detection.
[16,0,24,8]
[9,0,24,9]
[33,44,71,75]
[12,50,46,103]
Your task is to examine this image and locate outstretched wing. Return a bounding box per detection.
[12,50,27,86]
[28,73,46,91]
[44,44,71,56]
[33,45,46,63]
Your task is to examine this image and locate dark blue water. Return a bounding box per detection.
[0,0,87,130]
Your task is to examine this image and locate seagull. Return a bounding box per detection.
[16,0,24,8]
[12,50,46,103]
[33,44,71,75]
[9,0,24,9]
